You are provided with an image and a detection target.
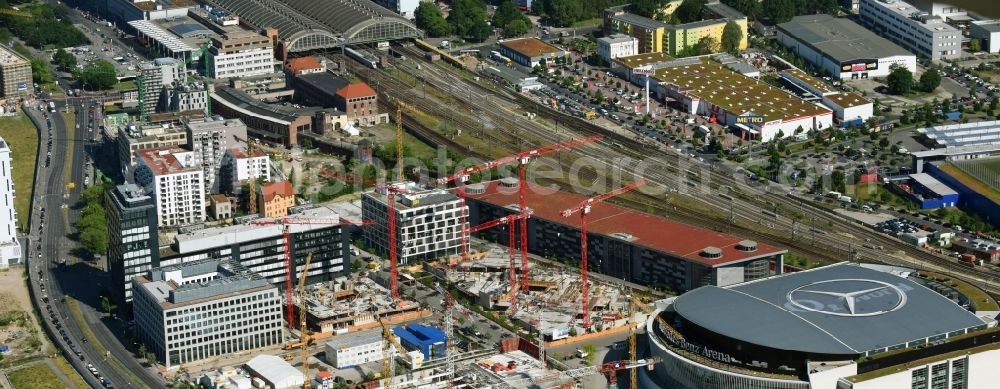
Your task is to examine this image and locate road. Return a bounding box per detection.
[25,99,164,388]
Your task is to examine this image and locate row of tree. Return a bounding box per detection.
[75,184,111,256]
[722,0,838,23]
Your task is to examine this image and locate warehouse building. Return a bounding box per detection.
[859,0,962,61]
[776,14,916,80]
[653,58,833,142]
[361,182,466,265]
[244,354,305,389]
[463,180,787,293]
[132,260,284,368]
[779,69,873,126]
[901,173,959,209]
[641,263,1000,389]
[0,46,31,99]
[498,38,567,68]
[324,330,391,368]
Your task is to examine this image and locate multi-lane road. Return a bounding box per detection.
[25,99,163,388]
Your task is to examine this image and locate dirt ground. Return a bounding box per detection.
[0,269,51,355]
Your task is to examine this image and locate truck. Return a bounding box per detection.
[584,111,597,120]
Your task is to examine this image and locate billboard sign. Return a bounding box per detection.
[16,82,26,91]
[633,68,654,76]
[736,115,765,125]
[842,59,878,72]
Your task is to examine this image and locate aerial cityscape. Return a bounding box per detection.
[0,0,1000,388]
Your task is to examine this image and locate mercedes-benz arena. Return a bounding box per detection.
[643,263,1000,389]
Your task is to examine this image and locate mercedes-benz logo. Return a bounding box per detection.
[786,279,906,317]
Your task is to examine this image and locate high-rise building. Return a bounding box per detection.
[139,58,184,116]
[859,0,962,60]
[218,147,269,195]
[166,81,209,114]
[0,46,31,98]
[361,182,466,265]
[0,138,19,267]
[207,30,275,80]
[132,260,283,368]
[134,147,206,227]
[116,122,188,176]
[185,117,248,193]
[106,184,160,306]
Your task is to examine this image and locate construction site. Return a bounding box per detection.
[296,276,427,336]
[428,245,641,342]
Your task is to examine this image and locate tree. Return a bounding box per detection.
[695,36,719,55]
[100,296,112,315]
[886,64,914,95]
[763,0,795,23]
[415,2,451,37]
[970,38,982,53]
[504,18,531,37]
[721,0,762,19]
[629,0,667,18]
[447,0,488,39]
[674,0,707,23]
[492,0,522,27]
[52,48,76,72]
[30,59,52,85]
[919,69,941,92]
[721,20,743,54]
[80,60,117,90]
[545,0,583,27]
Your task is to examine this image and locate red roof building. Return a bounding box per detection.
[461,180,787,292]
[286,56,325,75]
[333,83,383,127]
[258,180,295,218]
[335,83,376,100]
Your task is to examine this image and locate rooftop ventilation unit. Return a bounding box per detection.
[700,246,723,259]
[736,240,758,252]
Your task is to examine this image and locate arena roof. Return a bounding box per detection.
[199,0,420,51]
[777,14,912,64]
[463,181,785,267]
[673,263,987,355]
[654,59,830,123]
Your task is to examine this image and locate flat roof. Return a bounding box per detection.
[128,20,195,54]
[910,173,958,196]
[597,33,636,44]
[864,0,958,32]
[136,147,199,176]
[463,181,785,267]
[916,120,1000,148]
[296,72,350,95]
[704,1,746,20]
[777,14,912,63]
[654,59,830,122]
[825,92,872,108]
[673,263,986,355]
[212,86,324,124]
[499,38,563,58]
[0,45,29,66]
[326,330,382,349]
[614,52,674,70]
[972,20,1000,33]
[781,68,835,95]
[611,13,667,30]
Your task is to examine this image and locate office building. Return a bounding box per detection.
[218,147,269,195]
[970,21,1000,54]
[185,117,249,193]
[361,182,466,265]
[208,30,275,80]
[157,205,351,286]
[134,147,207,227]
[106,184,160,306]
[777,14,916,80]
[0,45,31,98]
[392,324,446,361]
[259,180,295,218]
[0,138,19,267]
[859,0,962,60]
[597,34,639,64]
[324,330,392,368]
[166,82,209,114]
[132,260,283,368]
[642,263,1000,389]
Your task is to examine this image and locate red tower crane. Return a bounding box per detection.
[251,217,374,328]
[435,135,603,293]
[467,211,534,310]
[560,179,648,329]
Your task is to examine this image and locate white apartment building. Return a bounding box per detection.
[324,330,396,368]
[218,148,269,195]
[185,117,248,193]
[0,138,19,267]
[361,182,466,265]
[132,260,283,368]
[597,34,639,64]
[134,146,206,227]
[208,31,275,80]
[859,0,962,61]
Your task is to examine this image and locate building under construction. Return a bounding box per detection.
[296,275,424,335]
[461,180,788,293]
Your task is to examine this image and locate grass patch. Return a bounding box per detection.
[938,163,1000,204]
[53,355,87,388]
[571,18,602,28]
[113,80,136,91]
[8,362,66,389]
[66,298,148,389]
[60,112,74,187]
[917,271,1000,312]
[0,113,40,229]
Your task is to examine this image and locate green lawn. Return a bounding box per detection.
[113,80,136,91]
[7,362,66,389]
[52,355,87,389]
[0,113,39,230]
[571,18,602,28]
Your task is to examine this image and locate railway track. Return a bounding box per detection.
[338,46,1000,293]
